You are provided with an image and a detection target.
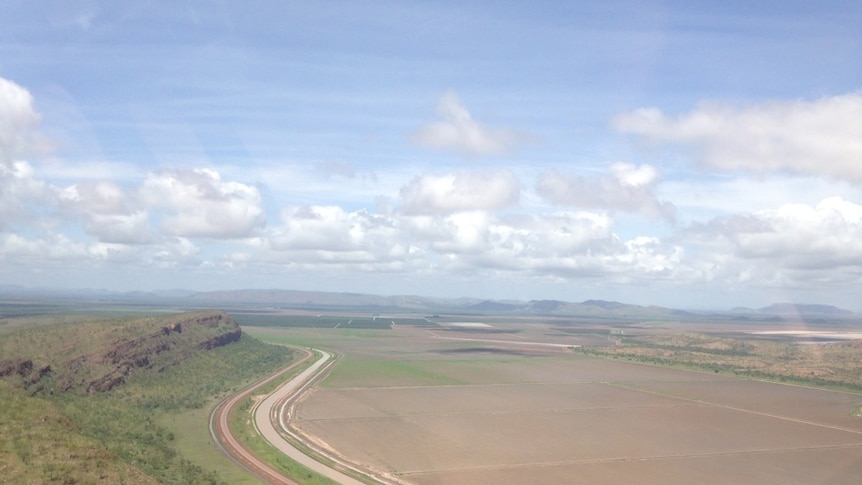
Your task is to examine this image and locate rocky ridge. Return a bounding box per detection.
[0,311,242,394]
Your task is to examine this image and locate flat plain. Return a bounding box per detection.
[245,320,862,485]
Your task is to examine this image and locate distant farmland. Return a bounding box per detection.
[231,312,434,329]
[246,322,862,485]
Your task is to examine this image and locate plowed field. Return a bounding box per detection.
[249,325,862,484]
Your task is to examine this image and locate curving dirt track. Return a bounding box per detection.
[211,348,378,485]
[252,350,370,485]
[210,348,314,485]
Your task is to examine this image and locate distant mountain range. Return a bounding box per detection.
[731,303,854,316]
[186,289,857,318]
[185,289,693,317]
[0,286,856,318]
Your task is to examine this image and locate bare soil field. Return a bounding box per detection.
[246,324,862,485]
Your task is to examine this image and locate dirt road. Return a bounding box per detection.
[210,350,314,485]
[211,348,371,485]
[252,350,368,485]
[210,348,314,484]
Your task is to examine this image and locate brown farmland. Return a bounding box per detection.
[246,323,862,485]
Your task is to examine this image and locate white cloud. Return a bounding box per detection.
[257,203,685,282]
[58,181,154,244]
[395,208,683,282]
[0,232,204,271]
[0,160,51,229]
[399,170,519,215]
[139,168,265,239]
[734,197,862,269]
[423,211,493,254]
[0,78,54,229]
[265,205,420,270]
[433,211,684,282]
[0,77,49,163]
[60,180,130,215]
[682,197,862,286]
[614,92,862,182]
[151,237,202,268]
[271,205,382,252]
[82,212,152,244]
[86,241,142,262]
[612,163,658,187]
[0,232,89,261]
[659,174,859,218]
[411,92,527,157]
[3,74,861,305]
[536,163,674,220]
[2,158,268,247]
[618,236,682,279]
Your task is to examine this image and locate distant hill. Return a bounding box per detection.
[757,303,854,316]
[729,306,756,314]
[465,300,525,312]
[188,289,696,319]
[2,286,856,319]
[581,299,628,310]
[526,300,567,313]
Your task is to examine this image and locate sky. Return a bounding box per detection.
[1,1,861,310]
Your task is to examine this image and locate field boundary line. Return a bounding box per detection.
[606,381,862,436]
[396,442,862,477]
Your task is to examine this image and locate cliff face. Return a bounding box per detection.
[0,311,243,394]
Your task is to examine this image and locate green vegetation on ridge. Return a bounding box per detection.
[0,311,298,484]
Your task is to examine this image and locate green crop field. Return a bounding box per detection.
[321,357,465,388]
[232,313,394,329]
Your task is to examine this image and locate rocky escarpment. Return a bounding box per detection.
[0,311,242,394]
[0,358,52,386]
[83,313,242,393]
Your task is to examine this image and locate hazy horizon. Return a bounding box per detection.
[3,284,860,315]
[2,2,861,311]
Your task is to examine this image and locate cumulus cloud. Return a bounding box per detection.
[0,160,51,229]
[420,211,494,255]
[680,197,862,289]
[0,78,54,229]
[265,205,423,270]
[139,168,265,239]
[0,232,89,262]
[6,73,860,299]
[2,156,267,246]
[272,205,389,252]
[536,163,675,220]
[401,209,683,281]
[60,181,131,215]
[82,212,152,244]
[411,92,527,157]
[614,92,862,182]
[476,211,619,266]
[399,170,520,215]
[0,77,49,163]
[151,237,202,267]
[57,181,153,244]
[255,201,688,282]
